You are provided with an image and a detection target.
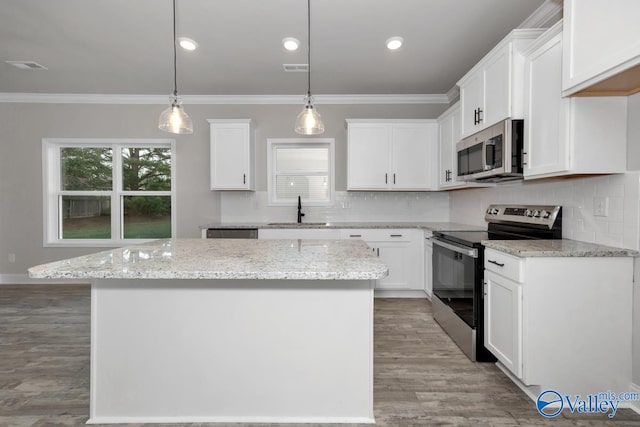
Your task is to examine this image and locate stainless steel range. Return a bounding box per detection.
[431,204,562,362]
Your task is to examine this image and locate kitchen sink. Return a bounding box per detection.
[267,222,330,226]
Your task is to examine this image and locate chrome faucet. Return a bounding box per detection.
[297,195,305,223]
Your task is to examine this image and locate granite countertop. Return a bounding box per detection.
[482,239,639,258]
[200,221,485,232]
[28,238,389,281]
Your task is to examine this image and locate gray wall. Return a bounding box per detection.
[0,101,448,274]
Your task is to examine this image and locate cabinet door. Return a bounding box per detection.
[484,270,522,379]
[460,71,485,138]
[438,106,467,189]
[210,123,252,190]
[391,123,437,190]
[374,240,411,290]
[563,0,640,95]
[524,32,569,178]
[347,124,391,190]
[484,49,510,127]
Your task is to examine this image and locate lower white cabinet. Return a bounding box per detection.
[484,269,522,379]
[341,229,424,291]
[483,248,633,395]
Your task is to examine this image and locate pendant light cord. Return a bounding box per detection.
[306,0,311,100]
[172,0,178,97]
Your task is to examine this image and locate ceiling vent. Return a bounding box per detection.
[283,64,309,72]
[5,60,48,70]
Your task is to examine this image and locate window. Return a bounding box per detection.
[43,139,175,246]
[267,138,334,205]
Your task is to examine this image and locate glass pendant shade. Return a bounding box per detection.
[295,103,324,135]
[158,96,193,134]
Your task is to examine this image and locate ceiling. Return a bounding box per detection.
[0,0,548,97]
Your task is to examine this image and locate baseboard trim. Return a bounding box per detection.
[0,273,87,285]
[374,290,428,298]
[630,382,640,414]
[87,416,375,424]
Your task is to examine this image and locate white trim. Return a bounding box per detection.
[518,0,563,29]
[0,92,449,105]
[87,416,375,424]
[0,273,87,285]
[446,85,460,103]
[374,290,428,298]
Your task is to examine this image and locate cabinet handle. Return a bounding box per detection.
[390,234,403,237]
[522,151,528,166]
[393,173,396,184]
[477,108,483,124]
[488,259,505,267]
[243,173,246,184]
[385,173,388,184]
[473,108,478,125]
[349,234,362,238]
[376,248,380,257]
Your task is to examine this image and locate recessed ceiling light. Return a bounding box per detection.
[178,37,198,51]
[386,36,404,50]
[283,37,300,51]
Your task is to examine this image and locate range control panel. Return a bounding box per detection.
[484,204,561,227]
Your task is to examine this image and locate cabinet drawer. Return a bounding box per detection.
[340,229,413,242]
[484,248,524,282]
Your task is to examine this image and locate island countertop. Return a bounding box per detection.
[28,238,389,281]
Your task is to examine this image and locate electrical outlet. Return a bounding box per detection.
[8,253,15,263]
[594,197,609,217]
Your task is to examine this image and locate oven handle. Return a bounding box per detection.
[431,238,478,258]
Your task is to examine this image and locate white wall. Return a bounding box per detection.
[0,101,448,275]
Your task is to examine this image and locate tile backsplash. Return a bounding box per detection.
[450,172,640,250]
[221,191,450,223]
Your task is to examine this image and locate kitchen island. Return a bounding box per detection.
[28,238,387,425]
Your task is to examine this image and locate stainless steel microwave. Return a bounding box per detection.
[456,119,524,182]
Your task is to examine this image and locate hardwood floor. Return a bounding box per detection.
[1,285,639,426]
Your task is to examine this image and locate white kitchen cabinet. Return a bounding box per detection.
[258,228,341,240]
[209,119,254,190]
[458,29,544,139]
[562,0,640,96]
[346,120,437,191]
[341,229,424,292]
[523,22,627,180]
[483,248,633,396]
[484,269,522,379]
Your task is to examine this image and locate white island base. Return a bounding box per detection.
[88,278,375,424]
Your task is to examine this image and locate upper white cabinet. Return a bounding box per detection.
[562,0,640,96]
[437,103,462,189]
[523,22,627,180]
[346,119,437,191]
[209,119,255,190]
[458,29,544,139]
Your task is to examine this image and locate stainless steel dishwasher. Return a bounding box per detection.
[206,228,258,239]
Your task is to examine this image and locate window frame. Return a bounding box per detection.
[266,138,335,206]
[42,138,176,247]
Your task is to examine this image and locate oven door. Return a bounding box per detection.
[432,238,479,328]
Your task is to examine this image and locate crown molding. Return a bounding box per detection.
[518,0,563,29]
[446,86,460,104]
[0,93,449,105]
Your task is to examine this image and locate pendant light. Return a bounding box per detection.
[158,0,193,134]
[295,0,324,135]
